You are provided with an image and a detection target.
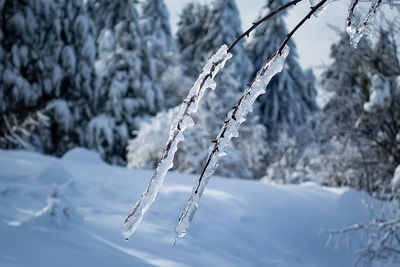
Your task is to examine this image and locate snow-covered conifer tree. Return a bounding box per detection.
[177,0,254,122]
[303,28,400,192]
[0,0,57,118]
[320,34,371,138]
[176,2,210,78]
[139,0,188,108]
[297,33,376,190]
[0,0,96,156]
[201,0,254,121]
[89,0,190,164]
[90,0,135,32]
[42,0,96,155]
[88,0,159,164]
[246,0,318,144]
[128,0,268,178]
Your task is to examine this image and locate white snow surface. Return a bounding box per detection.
[0,148,386,267]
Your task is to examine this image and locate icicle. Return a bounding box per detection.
[174,46,290,241]
[309,0,340,17]
[346,0,380,48]
[346,0,400,48]
[121,45,232,240]
[346,0,381,48]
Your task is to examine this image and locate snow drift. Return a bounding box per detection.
[0,148,386,266]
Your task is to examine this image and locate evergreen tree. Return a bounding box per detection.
[139,0,188,108]
[246,0,318,144]
[201,0,253,124]
[128,0,268,178]
[88,0,189,164]
[0,0,96,156]
[294,34,375,189]
[88,0,159,164]
[320,34,371,138]
[0,0,57,119]
[299,29,400,192]
[90,0,135,32]
[39,0,96,156]
[177,0,254,122]
[176,2,209,78]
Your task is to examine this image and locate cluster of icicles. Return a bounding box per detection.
[121,0,399,243]
[309,0,400,48]
[121,44,289,242]
[343,0,399,48]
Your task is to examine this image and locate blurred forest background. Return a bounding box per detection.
[1,0,400,196]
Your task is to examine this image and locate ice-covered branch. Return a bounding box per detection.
[122,0,398,242]
[121,45,231,240]
[175,46,290,241]
[346,0,400,48]
[122,0,313,240]
[347,0,383,48]
[174,0,355,241]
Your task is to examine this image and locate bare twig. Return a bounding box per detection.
[275,0,328,56]
[227,0,303,53]
[347,0,360,27]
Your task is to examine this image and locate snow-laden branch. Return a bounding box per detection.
[174,46,290,241]
[121,45,231,240]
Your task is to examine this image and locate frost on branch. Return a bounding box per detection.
[175,46,290,241]
[121,45,232,240]
[345,0,400,48]
[327,188,400,265]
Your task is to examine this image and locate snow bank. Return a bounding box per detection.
[0,148,387,266]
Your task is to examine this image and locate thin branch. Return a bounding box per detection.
[347,0,359,27]
[227,0,303,53]
[276,0,328,56]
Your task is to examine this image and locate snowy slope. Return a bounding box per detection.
[0,148,380,267]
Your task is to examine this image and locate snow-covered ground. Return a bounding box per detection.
[0,148,382,266]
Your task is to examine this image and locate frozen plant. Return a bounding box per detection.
[328,185,400,266]
[122,0,396,242]
[122,45,232,240]
[175,46,290,241]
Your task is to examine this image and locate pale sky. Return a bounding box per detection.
[164,0,349,75]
